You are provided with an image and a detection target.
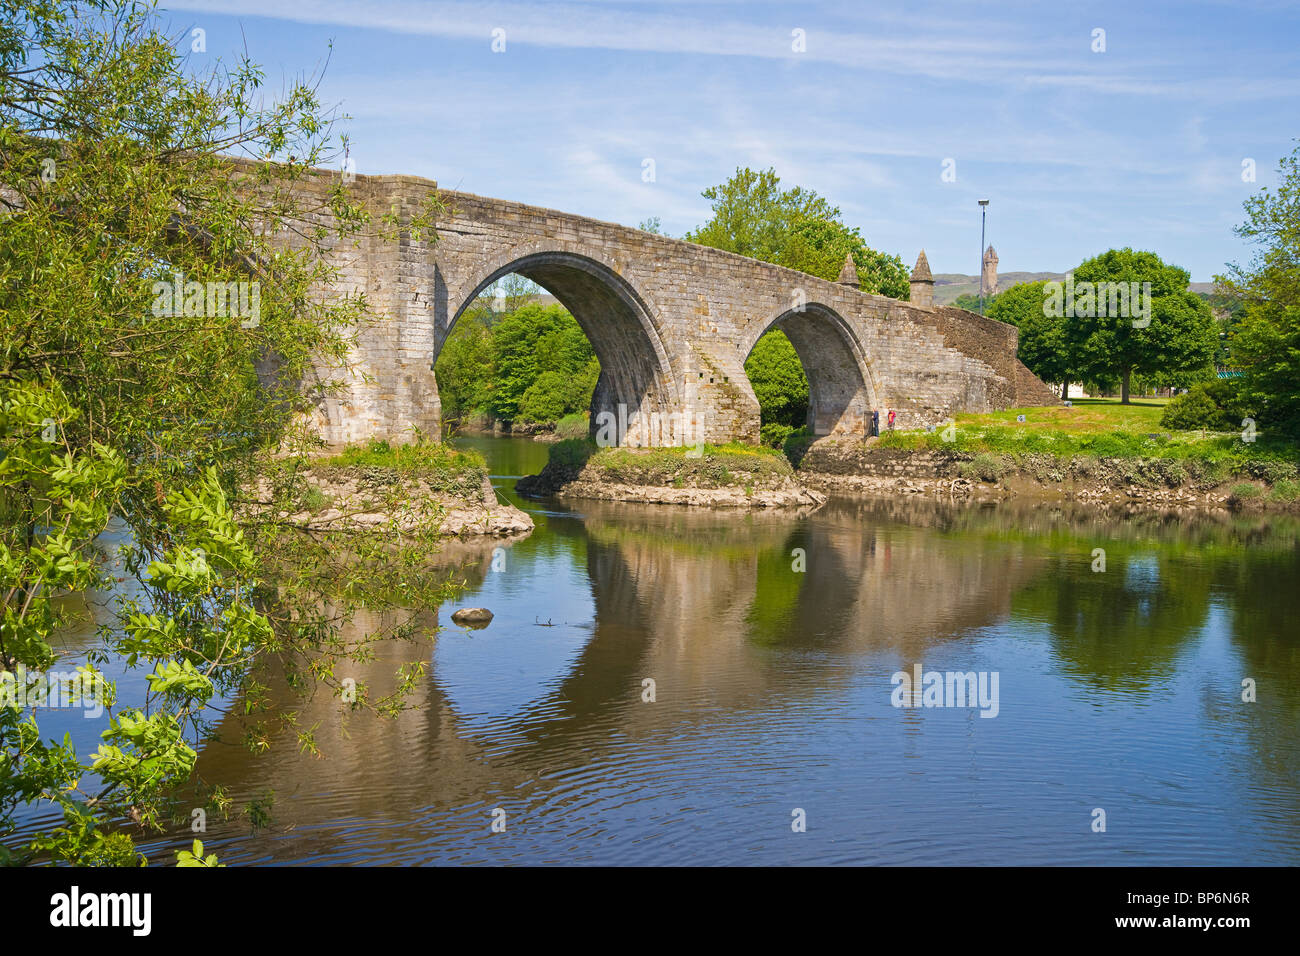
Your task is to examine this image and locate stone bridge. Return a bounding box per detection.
[266,162,1057,447]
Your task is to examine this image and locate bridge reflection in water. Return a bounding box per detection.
[178,453,1300,866]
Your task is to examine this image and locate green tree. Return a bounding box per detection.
[488,304,597,422]
[517,362,598,423]
[744,330,808,432]
[954,290,1003,314]
[1065,249,1216,403]
[686,167,909,297]
[1216,140,1300,438]
[987,281,1074,398]
[685,166,841,262]
[1,0,446,865]
[1228,304,1300,436]
[435,307,496,422]
[481,274,542,317]
[781,218,910,299]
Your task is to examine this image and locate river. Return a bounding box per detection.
[15,435,1300,864]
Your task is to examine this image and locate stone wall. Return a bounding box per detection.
[799,441,974,479]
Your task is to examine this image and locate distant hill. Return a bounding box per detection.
[933,272,1060,306]
[933,272,1216,306]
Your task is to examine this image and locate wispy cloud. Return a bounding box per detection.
[163,0,1300,278]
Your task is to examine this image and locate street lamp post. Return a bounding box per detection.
[978,199,990,315]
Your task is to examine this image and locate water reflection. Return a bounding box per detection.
[139,453,1300,866]
[10,437,1291,865]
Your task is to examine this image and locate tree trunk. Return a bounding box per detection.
[1121,368,1131,404]
[1061,380,1069,401]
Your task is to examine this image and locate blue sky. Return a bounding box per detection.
[163,0,1299,281]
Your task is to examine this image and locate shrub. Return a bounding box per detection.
[517,370,572,423]
[549,438,597,472]
[960,453,1007,482]
[782,429,816,467]
[760,422,796,448]
[299,485,331,514]
[1245,457,1299,483]
[1160,383,1238,431]
[1269,479,1300,502]
[553,412,589,440]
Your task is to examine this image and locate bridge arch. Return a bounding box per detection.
[744,303,880,438]
[442,244,682,446]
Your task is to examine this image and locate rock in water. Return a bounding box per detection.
[451,607,494,628]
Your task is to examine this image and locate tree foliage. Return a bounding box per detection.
[435,307,496,420]
[436,301,599,425]
[1,0,446,865]
[987,281,1073,396]
[780,218,910,299]
[685,167,841,263]
[1217,140,1300,438]
[686,166,909,298]
[1067,248,1216,403]
[1159,381,1242,431]
[744,330,808,434]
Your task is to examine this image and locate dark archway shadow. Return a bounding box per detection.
[745,303,878,439]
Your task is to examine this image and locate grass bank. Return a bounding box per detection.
[875,399,1299,485]
[516,438,822,507]
[546,439,792,488]
[311,439,489,497]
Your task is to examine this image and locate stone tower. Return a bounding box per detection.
[981,245,998,297]
[909,250,934,310]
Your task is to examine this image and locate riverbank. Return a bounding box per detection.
[797,437,1300,512]
[508,428,1300,514]
[242,440,534,536]
[446,411,588,445]
[516,439,826,509]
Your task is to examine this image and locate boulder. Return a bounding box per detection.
[451,607,494,627]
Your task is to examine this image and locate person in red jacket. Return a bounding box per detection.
[887,409,896,431]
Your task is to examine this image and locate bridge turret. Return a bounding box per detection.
[909,250,934,310]
[836,252,859,289]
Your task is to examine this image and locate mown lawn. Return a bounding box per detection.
[951,397,1172,434]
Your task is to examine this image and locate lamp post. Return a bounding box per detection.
[978,199,990,314]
